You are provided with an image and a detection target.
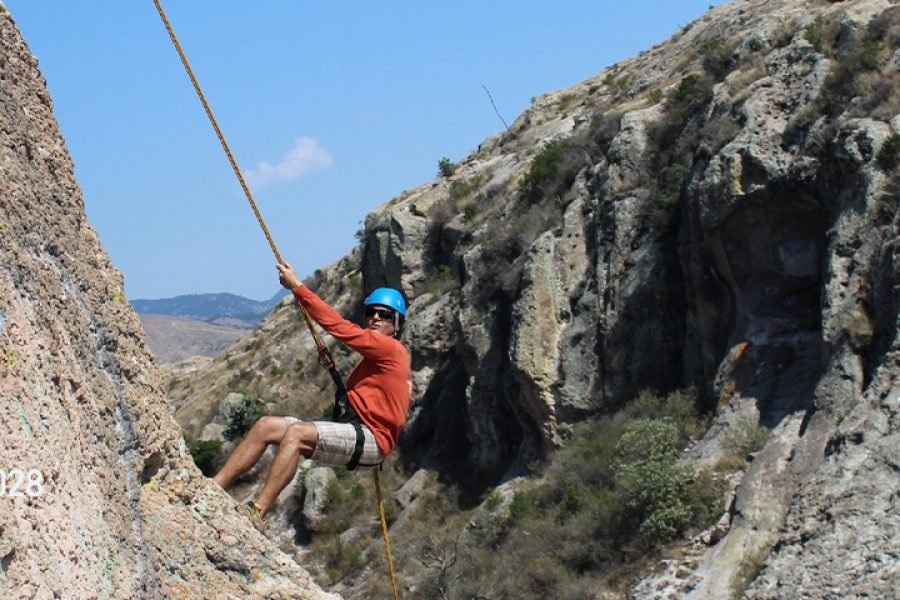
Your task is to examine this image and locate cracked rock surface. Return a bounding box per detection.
[0,5,337,598]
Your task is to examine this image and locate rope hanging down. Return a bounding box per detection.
[151,3,400,599]
[150,0,330,368]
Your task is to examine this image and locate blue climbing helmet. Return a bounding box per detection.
[364,287,407,316]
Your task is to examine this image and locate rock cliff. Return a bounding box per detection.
[0,4,337,598]
[126,0,900,597]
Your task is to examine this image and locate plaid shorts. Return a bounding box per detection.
[284,417,383,469]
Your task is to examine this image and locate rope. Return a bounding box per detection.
[151,0,332,367]
[151,2,400,594]
[374,470,400,600]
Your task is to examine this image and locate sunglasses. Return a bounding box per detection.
[365,307,395,321]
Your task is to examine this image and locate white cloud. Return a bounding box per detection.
[244,137,333,190]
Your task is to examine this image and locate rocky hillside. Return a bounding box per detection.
[0,4,337,598]
[169,0,899,597]
[139,313,247,364]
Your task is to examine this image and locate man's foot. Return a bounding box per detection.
[239,500,268,532]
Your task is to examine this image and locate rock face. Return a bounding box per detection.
[0,5,336,599]
[165,0,897,597]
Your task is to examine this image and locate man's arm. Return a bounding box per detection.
[277,262,399,361]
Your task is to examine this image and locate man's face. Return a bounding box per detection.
[364,305,397,336]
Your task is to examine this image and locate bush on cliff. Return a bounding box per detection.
[188,439,222,476]
[223,392,266,441]
[451,389,724,598]
[519,138,569,200]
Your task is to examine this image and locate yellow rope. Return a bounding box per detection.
[374,470,401,600]
[152,2,400,594]
[151,0,330,363]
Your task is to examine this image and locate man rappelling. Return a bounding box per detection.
[212,263,411,526]
[151,3,407,591]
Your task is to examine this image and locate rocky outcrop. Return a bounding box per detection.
[165,0,898,597]
[0,5,335,598]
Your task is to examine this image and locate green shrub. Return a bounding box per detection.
[324,478,347,511]
[648,72,715,158]
[804,16,827,52]
[658,164,689,208]
[814,14,894,118]
[428,264,460,298]
[483,489,502,511]
[436,264,456,283]
[559,482,584,518]
[438,157,456,178]
[382,494,399,525]
[687,467,727,525]
[877,133,900,170]
[558,93,575,112]
[838,38,883,72]
[508,491,536,521]
[351,482,366,499]
[519,138,569,198]
[555,392,720,548]
[773,22,797,48]
[188,439,222,476]
[615,417,723,547]
[714,453,748,473]
[718,416,769,470]
[674,73,703,102]
[648,88,663,104]
[223,393,266,441]
[748,36,766,52]
[446,389,724,597]
[614,418,695,543]
[697,36,733,81]
[615,418,680,464]
[323,536,364,582]
[293,467,309,490]
[448,179,472,205]
[622,388,708,439]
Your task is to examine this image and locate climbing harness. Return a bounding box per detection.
[151,3,400,598]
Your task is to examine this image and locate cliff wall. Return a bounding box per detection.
[165,0,898,597]
[0,5,337,598]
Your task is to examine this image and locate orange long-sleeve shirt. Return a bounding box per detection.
[293,285,410,457]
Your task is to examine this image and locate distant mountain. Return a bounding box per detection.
[132,290,289,328]
[133,290,291,362]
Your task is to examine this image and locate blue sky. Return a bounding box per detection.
[6,1,723,300]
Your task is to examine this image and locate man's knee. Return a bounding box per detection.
[247,416,288,443]
[282,422,318,455]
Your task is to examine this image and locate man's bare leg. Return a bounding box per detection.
[255,421,318,517]
[213,416,289,489]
